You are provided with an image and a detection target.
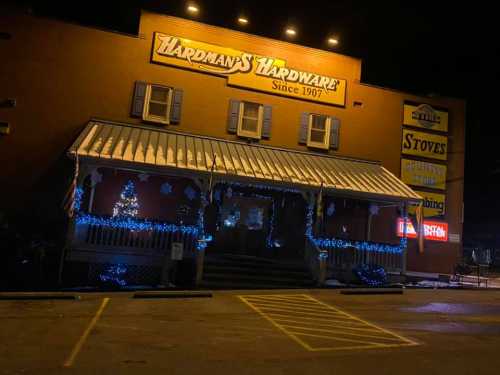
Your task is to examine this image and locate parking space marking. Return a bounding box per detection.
[239,294,419,352]
[63,297,110,367]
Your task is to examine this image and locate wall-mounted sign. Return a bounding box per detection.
[408,190,446,217]
[401,158,447,190]
[396,218,448,242]
[402,129,447,161]
[151,33,347,106]
[403,103,448,132]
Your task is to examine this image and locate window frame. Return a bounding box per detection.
[307,114,331,150]
[142,84,173,125]
[237,101,264,139]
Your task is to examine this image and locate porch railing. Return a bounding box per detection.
[325,246,404,273]
[72,222,198,258]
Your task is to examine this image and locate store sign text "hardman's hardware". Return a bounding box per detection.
[151,33,347,106]
[402,129,448,161]
[408,190,446,217]
[404,103,448,132]
[401,158,447,190]
[396,218,448,242]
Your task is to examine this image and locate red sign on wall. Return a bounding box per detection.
[397,218,448,242]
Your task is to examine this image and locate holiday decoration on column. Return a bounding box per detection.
[113,180,139,218]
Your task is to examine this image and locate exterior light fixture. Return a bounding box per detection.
[187,4,199,14]
[328,37,339,46]
[238,17,249,25]
[285,27,297,37]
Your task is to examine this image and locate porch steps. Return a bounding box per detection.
[202,254,315,289]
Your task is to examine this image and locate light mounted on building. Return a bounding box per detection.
[327,37,339,46]
[285,27,297,37]
[186,4,199,15]
[238,17,249,25]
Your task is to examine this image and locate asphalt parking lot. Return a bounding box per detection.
[1,289,500,374]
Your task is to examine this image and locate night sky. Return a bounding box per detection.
[17,1,489,244]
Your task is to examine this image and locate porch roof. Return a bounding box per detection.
[69,120,422,203]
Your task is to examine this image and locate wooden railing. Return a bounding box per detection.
[325,246,404,273]
[72,222,198,257]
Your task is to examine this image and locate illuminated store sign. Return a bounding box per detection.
[401,158,447,190]
[397,218,448,242]
[408,190,446,217]
[151,33,347,106]
[404,103,448,132]
[402,129,448,161]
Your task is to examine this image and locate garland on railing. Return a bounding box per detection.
[305,200,407,255]
[75,213,200,235]
[311,237,406,254]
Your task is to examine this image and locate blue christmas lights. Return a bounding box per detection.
[74,186,83,212]
[305,197,406,254]
[354,264,387,286]
[99,264,128,287]
[76,213,200,235]
[312,237,405,254]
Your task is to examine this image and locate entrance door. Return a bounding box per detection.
[214,196,271,257]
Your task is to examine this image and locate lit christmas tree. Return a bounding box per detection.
[113,180,139,218]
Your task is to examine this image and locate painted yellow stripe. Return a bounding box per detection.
[304,295,419,346]
[288,330,386,346]
[63,298,110,367]
[278,324,404,342]
[270,317,391,334]
[238,296,313,351]
[254,305,354,319]
[266,312,370,326]
[249,301,345,315]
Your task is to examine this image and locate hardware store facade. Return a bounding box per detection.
[0,8,465,287]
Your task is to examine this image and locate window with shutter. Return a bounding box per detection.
[143,84,172,125]
[307,114,331,149]
[237,101,263,139]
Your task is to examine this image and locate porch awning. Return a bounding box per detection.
[69,120,421,203]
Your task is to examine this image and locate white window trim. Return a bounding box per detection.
[237,101,263,139]
[142,84,172,125]
[307,114,331,150]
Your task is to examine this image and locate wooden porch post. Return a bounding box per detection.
[195,179,209,287]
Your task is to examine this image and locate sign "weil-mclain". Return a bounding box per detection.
[403,103,448,132]
[151,33,347,106]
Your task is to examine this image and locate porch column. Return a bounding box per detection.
[401,202,408,273]
[195,179,209,287]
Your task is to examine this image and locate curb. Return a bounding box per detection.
[133,291,213,299]
[0,294,79,300]
[340,288,403,295]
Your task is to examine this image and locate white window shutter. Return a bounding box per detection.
[261,105,272,139]
[170,88,183,124]
[329,117,340,150]
[227,99,241,134]
[131,81,147,117]
[298,112,309,144]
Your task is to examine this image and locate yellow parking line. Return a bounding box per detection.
[249,301,344,314]
[269,317,383,333]
[267,312,370,326]
[255,306,353,319]
[239,294,420,351]
[287,331,387,346]
[238,296,313,351]
[278,324,404,342]
[63,298,110,367]
[304,295,419,346]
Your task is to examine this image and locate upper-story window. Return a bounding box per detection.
[131,81,183,125]
[227,99,273,140]
[143,85,172,124]
[299,112,340,151]
[238,101,263,139]
[307,114,331,150]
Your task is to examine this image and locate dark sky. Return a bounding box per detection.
[18,1,491,242]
